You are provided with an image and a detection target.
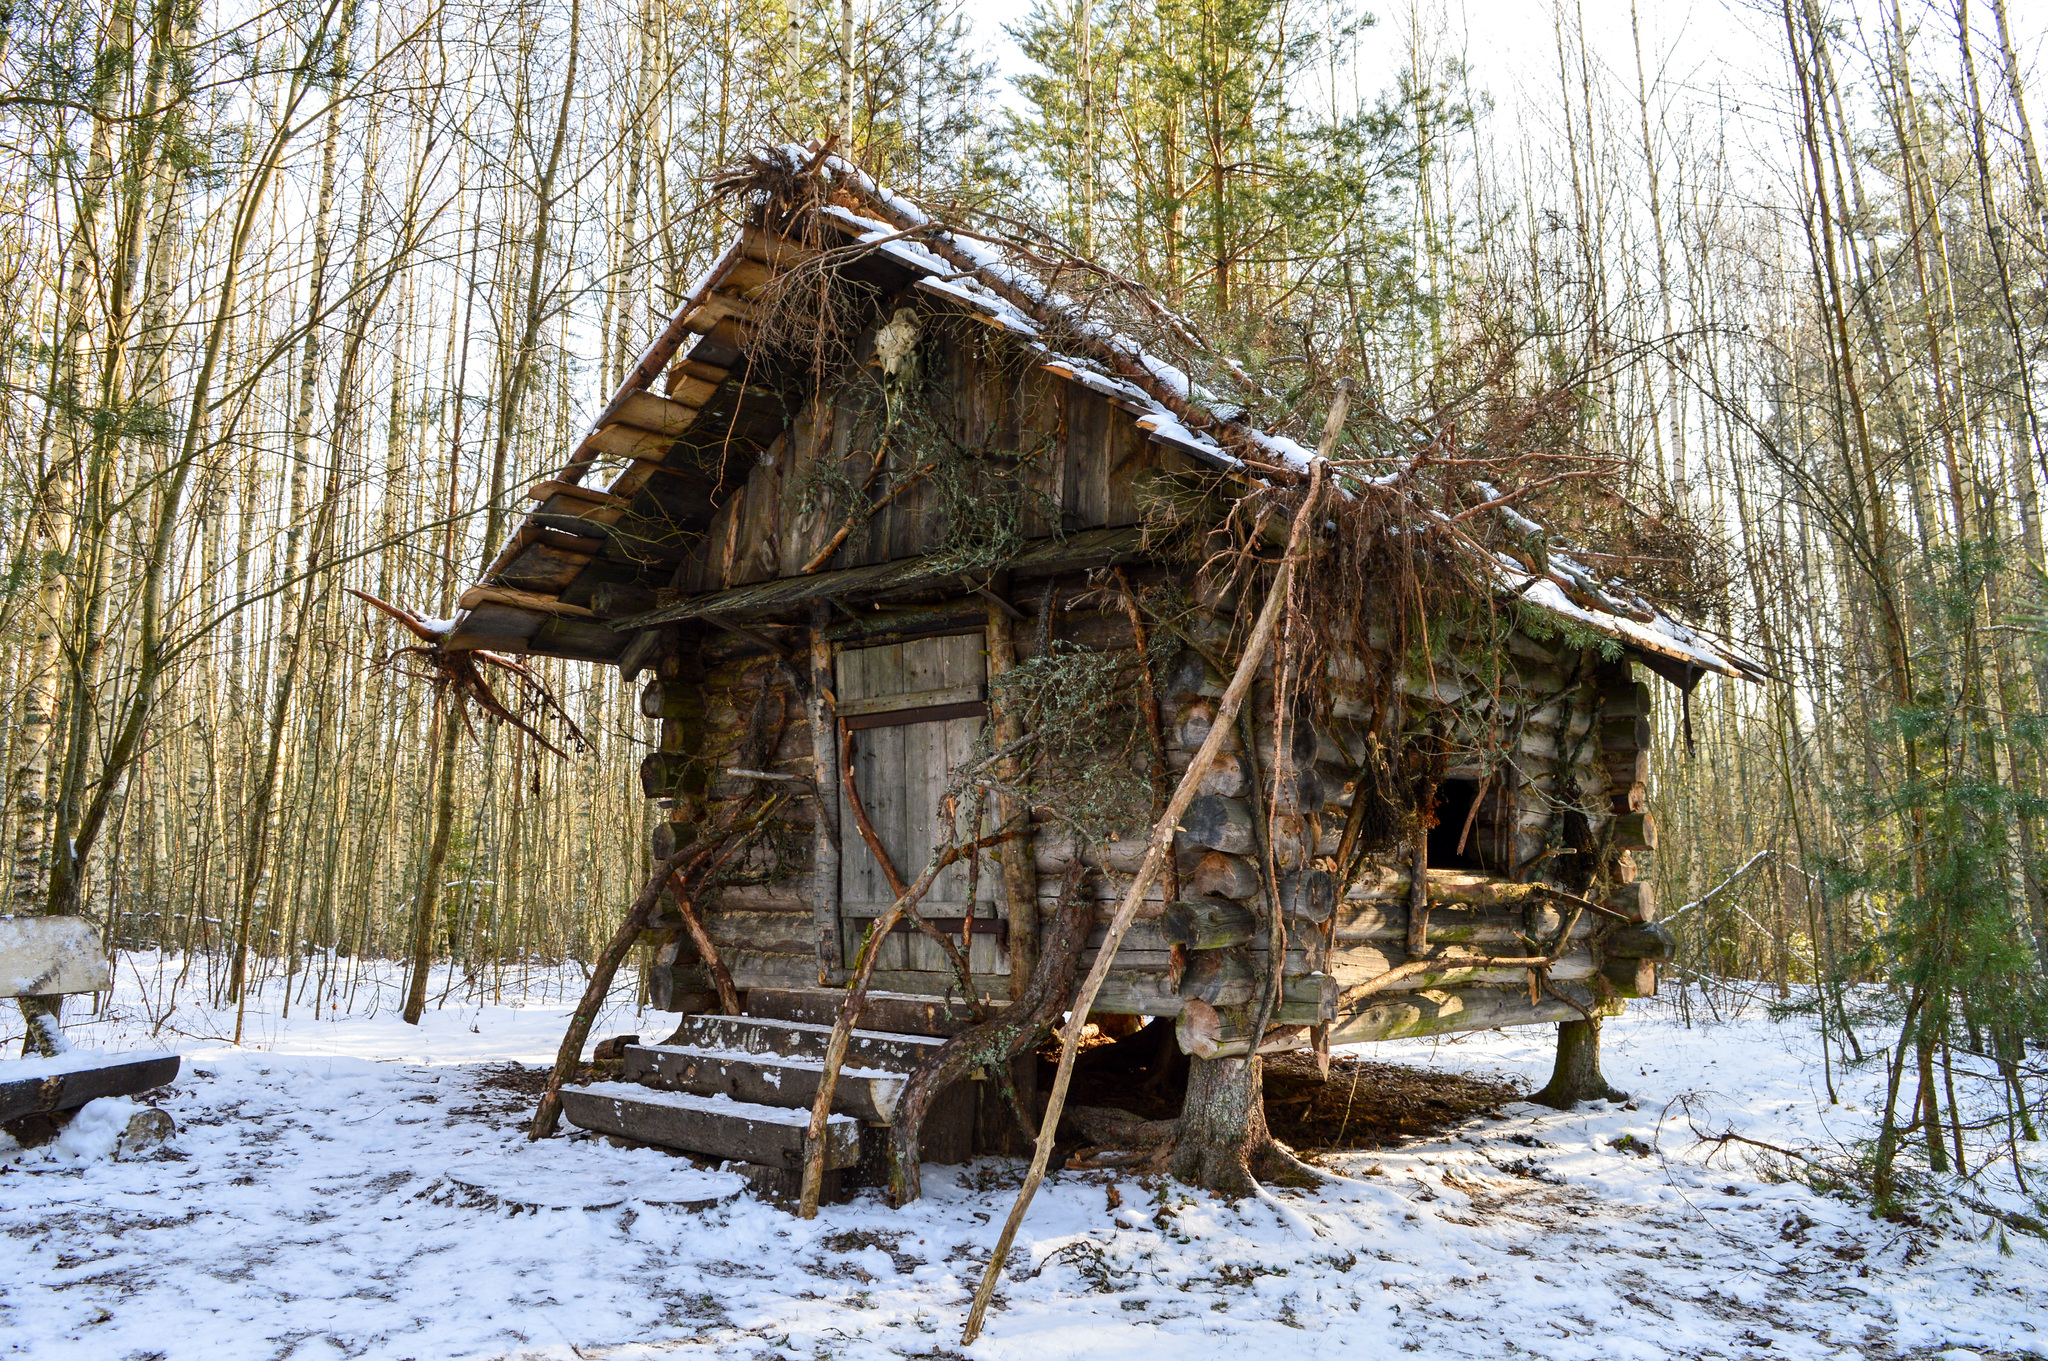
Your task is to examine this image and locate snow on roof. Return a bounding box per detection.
[450,146,1766,686]
[795,148,1767,684]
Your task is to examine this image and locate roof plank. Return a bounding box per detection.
[457,584,600,619]
[616,525,1148,630]
[614,389,702,436]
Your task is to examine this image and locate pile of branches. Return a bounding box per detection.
[704,145,1735,701]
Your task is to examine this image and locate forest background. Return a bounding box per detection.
[4,0,2047,1180]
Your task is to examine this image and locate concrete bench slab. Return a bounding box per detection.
[0,916,111,998]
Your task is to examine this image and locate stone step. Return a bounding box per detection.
[744,988,981,1038]
[671,1013,946,1072]
[623,1044,907,1123]
[559,1083,863,1169]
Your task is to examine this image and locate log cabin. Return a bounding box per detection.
[429,146,1766,1195]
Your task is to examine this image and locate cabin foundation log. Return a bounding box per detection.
[1329,982,1621,1044]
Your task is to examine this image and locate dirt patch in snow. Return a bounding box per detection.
[1048,1035,1527,1153]
[1261,1052,1523,1152]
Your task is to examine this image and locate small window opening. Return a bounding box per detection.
[1428,777,1486,870]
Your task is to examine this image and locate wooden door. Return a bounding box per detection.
[836,634,1004,987]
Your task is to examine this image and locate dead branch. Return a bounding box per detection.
[962,451,1332,1347]
[839,728,980,1006]
[529,792,788,1139]
[659,872,742,1016]
[350,590,587,760]
[885,855,1094,1206]
[794,814,1032,1217]
[1341,905,1587,1004]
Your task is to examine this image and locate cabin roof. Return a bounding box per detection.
[438,145,1767,688]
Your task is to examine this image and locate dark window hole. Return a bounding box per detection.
[1428,777,1486,870]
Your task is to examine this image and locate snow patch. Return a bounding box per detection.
[2,961,2036,1361]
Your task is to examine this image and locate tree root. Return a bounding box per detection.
[1061,1102,1326,1194]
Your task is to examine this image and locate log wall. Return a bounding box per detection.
[640,573,1665,1050]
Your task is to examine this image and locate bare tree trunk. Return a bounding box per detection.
[229,23,355,1008]
[402,697,461,1025]
[482,0,581,565]
[1168,1054,1297,1194]
[1534,1017,1625,1108]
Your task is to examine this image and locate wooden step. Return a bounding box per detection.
[623,1044,984,1162]
[728,1160,849,1206]
[670,1014,946,1072]
[743,988,981,1038]
[558,1083,862,1169]
[623,1044,907,1123]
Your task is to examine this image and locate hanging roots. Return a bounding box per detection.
[1348,734,1403,859]
[350,590,587,760]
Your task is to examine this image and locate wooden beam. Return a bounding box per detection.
[666,358,728,398]
[663,375,721,410]
[740,224,822,269]
[972,584,1027,621]
[618,627,663,681]
[587,422,680,463]
[809,602,843,982]
[530,527,603,557]
[456,584,599,619]
[1611,811,1657,850]
[613,389,701,436]
[1329,982,1623,1044]
[720,256,780,296]
[558,1084,862,1168]
[685,292,765,334]
[841,700,987,731]
[617,526,1147,630]
[1,1055,181,1123]
[526,479,629,509]
[1084,969,1336,1021]
[837,682,985,718]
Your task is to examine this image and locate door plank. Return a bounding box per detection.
[835,635,993,978]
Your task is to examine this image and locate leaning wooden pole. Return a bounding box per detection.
[529,846,690,1140]
[794,817,1027,1216]
[530,796,783,1139]
[961,399,1341,1344]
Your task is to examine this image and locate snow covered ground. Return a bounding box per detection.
[3,962,2044,1360]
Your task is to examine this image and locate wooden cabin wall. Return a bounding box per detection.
[637,576,1662,1036]
[1014,588,1661,1034]
[668,311,1160,595]
[1318,632,1661,1041]
[640,632,825,1008]
[627,313,1665,1043]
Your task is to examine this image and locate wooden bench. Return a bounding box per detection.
[2,916,180,1142]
